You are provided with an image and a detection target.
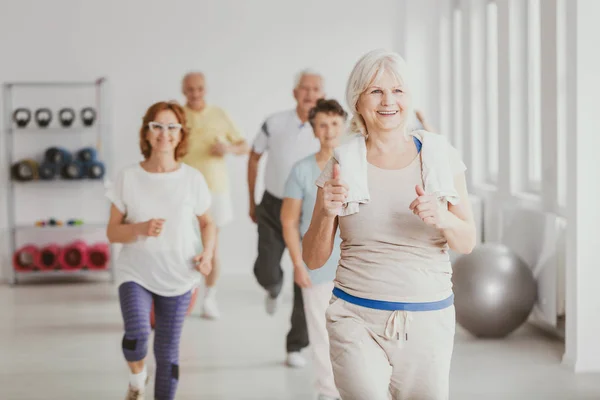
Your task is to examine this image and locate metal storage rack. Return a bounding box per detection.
[2,78,115,285]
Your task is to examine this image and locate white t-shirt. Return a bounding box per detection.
[105,163,211,296]
[252,109,320,198]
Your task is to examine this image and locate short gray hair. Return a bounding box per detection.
[294,69,324,89]
[345,49,415,135]
[181,71,205,89]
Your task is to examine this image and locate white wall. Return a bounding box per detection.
[0,0,402,281]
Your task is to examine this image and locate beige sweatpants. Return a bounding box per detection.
[326,296,455,400]
[302,282,340,399]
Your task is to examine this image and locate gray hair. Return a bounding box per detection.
[181,71,205,89]
[294,69,324,89]
[345,49,415,136]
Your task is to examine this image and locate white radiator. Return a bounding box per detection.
[500,207,566,335]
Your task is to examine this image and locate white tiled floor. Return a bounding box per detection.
[1,274,599,400]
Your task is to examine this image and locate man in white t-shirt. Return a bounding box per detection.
[247,70,324,368]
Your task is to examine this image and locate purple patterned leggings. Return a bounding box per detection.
[119,281,192,400]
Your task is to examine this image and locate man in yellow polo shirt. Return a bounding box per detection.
[181,71,249,319]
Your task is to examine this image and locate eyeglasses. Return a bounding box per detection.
[148,121,182,136]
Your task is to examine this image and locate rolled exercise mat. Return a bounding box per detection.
[58,240,88,270]
[35,244,61,270]
[150,287,199,328]
[85,161,105,180]
[61,161,85,180]
[86,242,110,270]
[44,147,72,165]
[13,245,40,272]
[38,162,58,180]
[11,159,39,181]
[76,147,97,163]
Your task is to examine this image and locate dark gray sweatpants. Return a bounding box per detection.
[253,191,309,353]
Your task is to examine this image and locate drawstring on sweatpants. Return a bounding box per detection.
[384,310,413,346]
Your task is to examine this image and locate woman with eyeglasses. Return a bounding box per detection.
[106,101,217,400]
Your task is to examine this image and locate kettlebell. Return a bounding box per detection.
[12,108,32,128]
[80,107,96,127]
[35,108,53,128]
[58,108,76,127]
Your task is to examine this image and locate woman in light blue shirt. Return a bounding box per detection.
[281,99,347,400]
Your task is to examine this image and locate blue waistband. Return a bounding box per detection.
[332,287,454,311]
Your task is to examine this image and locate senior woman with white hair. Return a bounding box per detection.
[302,49,476,399]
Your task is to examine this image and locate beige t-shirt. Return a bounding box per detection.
[315,148,466,303]
[181,105,243,194]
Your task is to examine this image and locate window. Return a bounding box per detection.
[439,9,452,139]
[527,0,542,190]
[485,1,499,182]
[556,0,567,208]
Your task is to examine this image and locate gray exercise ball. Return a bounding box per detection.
[451,243,537,338]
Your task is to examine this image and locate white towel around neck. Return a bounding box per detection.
[331,129,461,216]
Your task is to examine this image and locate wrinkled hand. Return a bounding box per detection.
[294,265,312,288]
[210,142,228,157]
[322,163,348,217]
[140,218,165,237]
[193,251,214,276]
[409,185,447,229]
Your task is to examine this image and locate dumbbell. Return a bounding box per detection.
[11,159,39,181]
[80,107,97,127]
[12,108,32,128]
[35,218,65,227]
[34,108,53,128]
[58,107,76,127]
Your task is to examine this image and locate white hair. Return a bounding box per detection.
[345,49,415,136]
[294,69,324,89]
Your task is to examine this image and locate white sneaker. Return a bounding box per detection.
[265,293,280,315]
[317,395,340,400]
[201,296,220,320]
[125,385,145,400]
[286,351,306,368]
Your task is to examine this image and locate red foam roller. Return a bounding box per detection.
[87,242,110,270]
[13,245,40,272]
[35,244,61,270]
[150,288,199,329]
[58,240,88,271]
